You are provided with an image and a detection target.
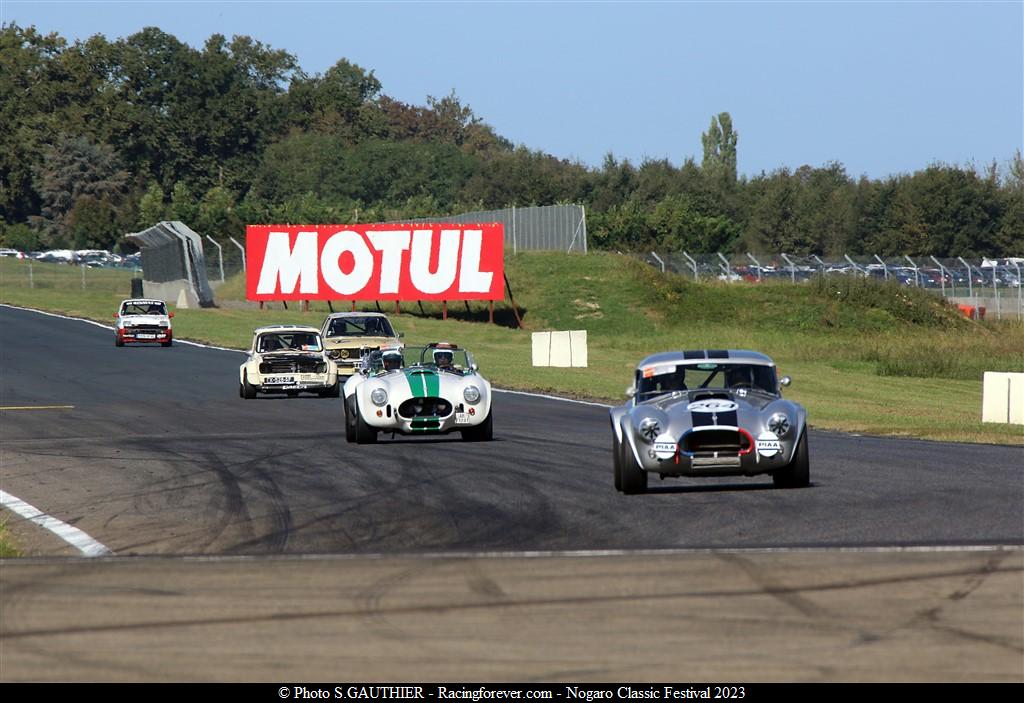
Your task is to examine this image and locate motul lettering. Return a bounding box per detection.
[246,224,504,301]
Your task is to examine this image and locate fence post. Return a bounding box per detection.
[651,251,665,273]
[843,254,865,276]
[717,253,732,282]
[990,261,999,319]
[904,255,920,287]
[781,253,796,284]
[873,254,889,280]
[206,235,225,283]
[511,204,517,255]
[957,257,973,300]
[228,236,246,273]
[28,261,33,289]
[682,252,698,281]
[811,255,826,277]
[929,256,948,297]
[1011,260,1019,321]
[581,205,587,254]
[746,252,762,281]
[81,263,86,290]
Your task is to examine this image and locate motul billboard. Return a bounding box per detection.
[246,224,504,301]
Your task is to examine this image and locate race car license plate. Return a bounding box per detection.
[136,333,156,339]
[264,375,296,385]
[455,413,471,424]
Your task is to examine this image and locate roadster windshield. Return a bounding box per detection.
[637,363,777,398]
[324,316,394,338]
[257,332,322,353]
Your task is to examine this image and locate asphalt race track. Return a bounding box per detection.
[1,304,1022,681]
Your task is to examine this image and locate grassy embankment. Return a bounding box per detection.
[1,253,1022,445]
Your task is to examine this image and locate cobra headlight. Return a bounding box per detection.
[327,350,341,360]
[638,417,661,444]
[767,412,791,437]
[463,385,481,404]
[370,388,388,406]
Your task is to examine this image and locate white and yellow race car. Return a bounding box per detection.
[239,325,340,399]
[343,343,493,443]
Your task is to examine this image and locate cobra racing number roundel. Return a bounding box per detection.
[685,399,739,413]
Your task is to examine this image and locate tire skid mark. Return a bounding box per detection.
[4,559,1020,641]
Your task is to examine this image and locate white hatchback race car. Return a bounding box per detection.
[239,325,340,398]
[343,343,493,443]
[114,298,173,347]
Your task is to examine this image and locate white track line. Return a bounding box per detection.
[0,490,112,557]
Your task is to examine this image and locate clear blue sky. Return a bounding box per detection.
[3,0,1022,180]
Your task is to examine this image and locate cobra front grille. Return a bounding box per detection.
[683,429,750,457]
[398,397,453,419]
[260,358,325,374]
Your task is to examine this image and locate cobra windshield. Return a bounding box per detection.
[637,363,777,397]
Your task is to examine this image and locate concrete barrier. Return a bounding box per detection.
[532,330,588,368]
[982,372,1024,425]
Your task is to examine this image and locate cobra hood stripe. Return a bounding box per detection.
[690,409,739,427]
[404,369,439,398]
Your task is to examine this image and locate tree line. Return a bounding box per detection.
[1,25,1020,257]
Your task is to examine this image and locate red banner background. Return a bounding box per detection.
[245,224,505,301]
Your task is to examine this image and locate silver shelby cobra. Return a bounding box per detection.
[610,350,809,493]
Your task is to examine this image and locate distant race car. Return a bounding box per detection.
[239,325,339,398]
[320,312,403,377]
[114,298,173,347]
[610,350,809,494]
[343,342,493,443]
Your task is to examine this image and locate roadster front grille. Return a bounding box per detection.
[398,397,453,419]
[682,429,753,457]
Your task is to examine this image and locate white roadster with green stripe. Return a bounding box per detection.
[343,343,493,443]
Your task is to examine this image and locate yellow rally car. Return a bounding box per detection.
[320,312,402,377]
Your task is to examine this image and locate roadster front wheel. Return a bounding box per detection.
[461,408,493,441]
[773,430,809,488]
[619,437,648,495]
[354,399,378,444]
[344,396,356,443]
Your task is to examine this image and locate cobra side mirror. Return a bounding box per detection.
[625,385,636,398]
[470,363,478,372]
[398,332,405,338]
[780,376,792,387]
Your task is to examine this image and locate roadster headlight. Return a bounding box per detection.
[767,412,791,437]
[327,350,341,360]
[463,385,481,404]
[370,388,388,406]
[638,417,661,443]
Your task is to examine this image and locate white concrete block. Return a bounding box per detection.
[982,372,1024,425]
[549,331,572,367]
[1010,373,1024,425]
[569,330,588,368]
[531,332,551,366]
